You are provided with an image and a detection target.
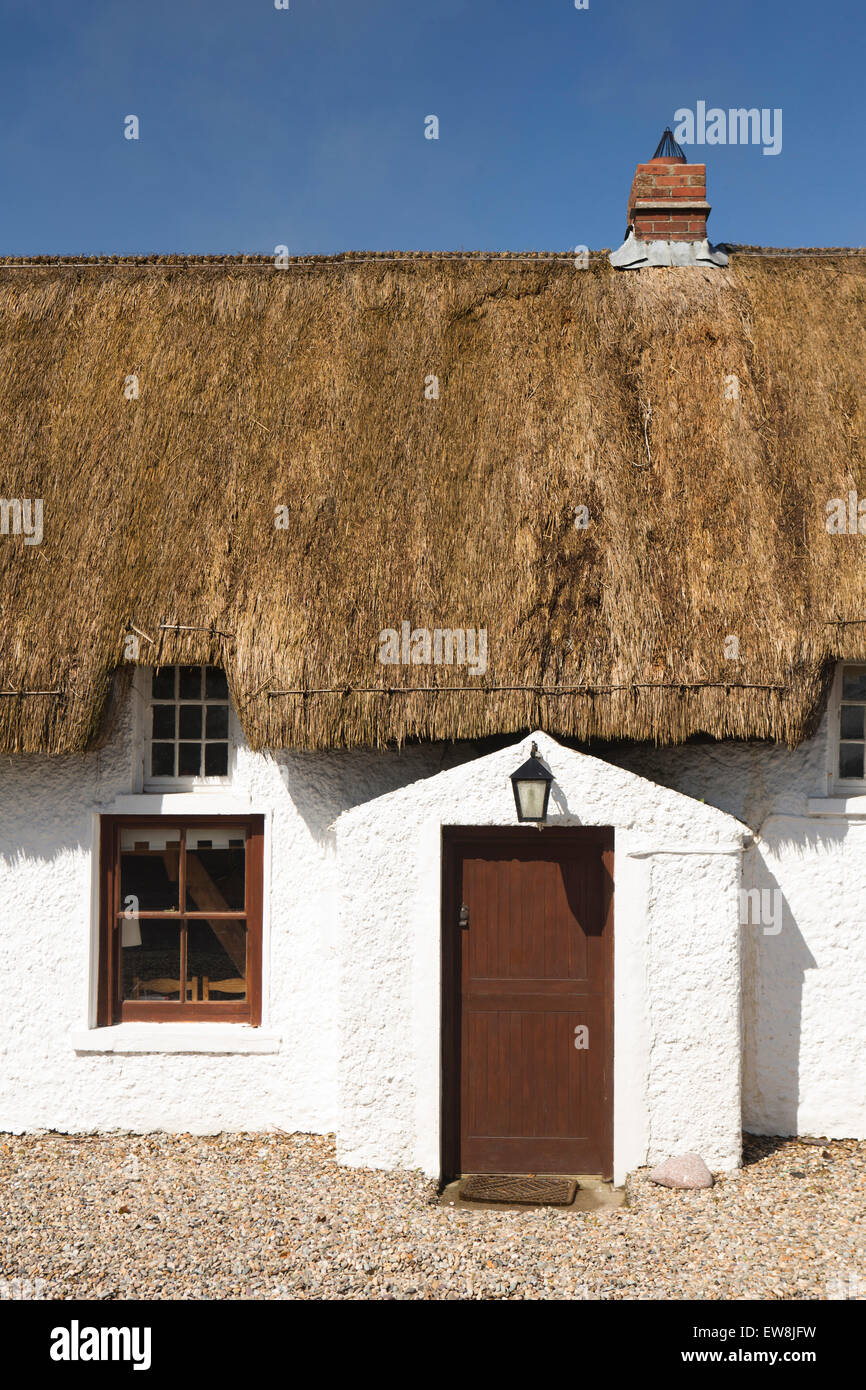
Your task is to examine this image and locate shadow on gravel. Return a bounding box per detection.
[741,1132,839,1166]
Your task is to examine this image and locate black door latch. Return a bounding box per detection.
[458,903,469,928]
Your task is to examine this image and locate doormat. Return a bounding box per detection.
[459,1175,578,1206]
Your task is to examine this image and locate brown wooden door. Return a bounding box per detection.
[443,828,613,1178]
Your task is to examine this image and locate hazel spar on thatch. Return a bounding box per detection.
[0,251,864,753]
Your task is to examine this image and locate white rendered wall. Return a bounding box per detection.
[609,707,866,1143]
[0,683,472,1137]
[2,672,860,1166]
[334,732,746,1183]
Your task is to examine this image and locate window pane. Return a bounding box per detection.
[839,743,864,779]
[147,666,231,786]
[204,742,229,776]
[179,666,202,700]
[121,921,182,1001]
[179,705,202,739]
[178,742,202,777]
[151,742,175,777]
[205,705,228,738]
[842,666,866,700]
[205,668,229,700]
[120,844,180,911]
[187,919,247,1001]
[152,705,176,739]
[840,705,864,740]
[185,831,245,912]
[152,667,176,700]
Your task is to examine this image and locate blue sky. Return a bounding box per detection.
[0,0,863,254]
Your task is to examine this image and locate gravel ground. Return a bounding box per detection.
[0,1131,863,1300]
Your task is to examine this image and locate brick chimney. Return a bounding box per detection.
[627,157,709,242]
[609,127,727,269]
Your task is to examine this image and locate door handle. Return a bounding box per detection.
[458,903,470,928]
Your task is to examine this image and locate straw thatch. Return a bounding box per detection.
[0,250,865,754]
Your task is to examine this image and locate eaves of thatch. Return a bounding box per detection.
[0,249,865,754]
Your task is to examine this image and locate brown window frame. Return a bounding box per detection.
[98,815,264,1026]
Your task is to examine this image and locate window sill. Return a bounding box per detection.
[97,793,252,815]
[807,795,866,817]
[142,780,234,795]
[69,1024,281,1055]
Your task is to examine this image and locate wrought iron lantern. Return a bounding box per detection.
[509,742,553,823]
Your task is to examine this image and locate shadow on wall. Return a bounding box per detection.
[547,781,578,819]
[0,740,486,890]
[601,738,819,835]
[0,753,99,868]
[273,740,481,849]
[742,828,835,1136]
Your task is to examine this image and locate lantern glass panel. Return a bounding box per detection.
[516,779,548,821]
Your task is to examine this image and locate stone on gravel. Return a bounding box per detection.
[648,1153,714,1189]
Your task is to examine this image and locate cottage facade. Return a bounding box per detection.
[1,140,864,1184]
[1,685,864,1184]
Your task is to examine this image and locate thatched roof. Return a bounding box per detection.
[1,249,865,754]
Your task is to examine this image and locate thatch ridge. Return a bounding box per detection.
[0,254,864,753]
[0,247,863,266]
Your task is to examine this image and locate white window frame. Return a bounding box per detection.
[827,660,866,794]
[133,665,238,793]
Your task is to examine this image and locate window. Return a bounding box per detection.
[98,816,264,1024]
[837,664,866,782]
[145,666,231,786]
